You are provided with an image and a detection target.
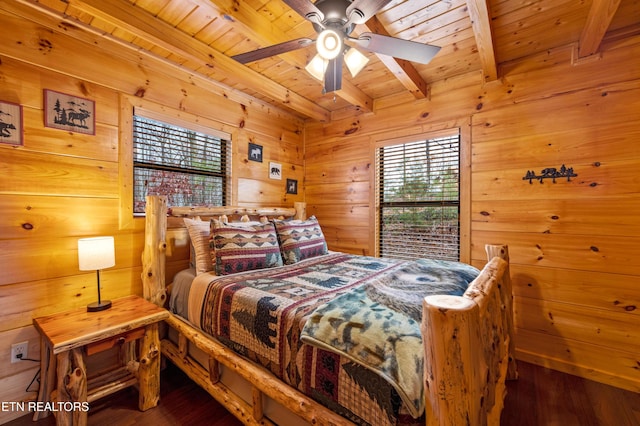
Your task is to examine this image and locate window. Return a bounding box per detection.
[133,114,230,213]
[377,132,460,261]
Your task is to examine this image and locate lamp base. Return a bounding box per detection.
[87,300,112,312]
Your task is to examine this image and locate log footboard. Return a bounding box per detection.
[423,246,516,426]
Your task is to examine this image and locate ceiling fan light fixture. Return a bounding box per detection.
[344,47,369,77]
[305,53,328,81]
[316,29,343,60]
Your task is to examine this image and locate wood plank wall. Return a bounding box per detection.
[1,3,639,424]
[305,37,640,392]
[0,10,304,424]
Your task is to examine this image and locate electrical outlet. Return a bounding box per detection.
[11,341,28,363]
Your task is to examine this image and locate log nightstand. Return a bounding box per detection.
[32,295,169,425]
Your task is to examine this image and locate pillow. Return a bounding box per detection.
[210,220,283,275]
[272,216,328,264]
[184,218,214,274]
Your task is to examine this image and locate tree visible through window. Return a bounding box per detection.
[133,115,229,213]
[377,133,460,261]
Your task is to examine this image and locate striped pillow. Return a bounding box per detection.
[272,216,328,264]
[184,217,214,274]
[210,220,283,275]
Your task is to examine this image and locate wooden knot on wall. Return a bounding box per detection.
[523,164,577,184]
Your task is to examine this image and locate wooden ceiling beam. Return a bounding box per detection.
[579,0,622,58]
[465,0,498,82]
[335,79,373,112]
[192,0,305,55]
[363,16,429,99]
[206,0,372,112]
[67,0,330,121]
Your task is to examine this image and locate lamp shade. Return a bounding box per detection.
[78,236,115,271]
[344,47,369,77]
[305,53,328,81]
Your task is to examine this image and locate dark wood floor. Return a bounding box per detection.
[8,361,639,426]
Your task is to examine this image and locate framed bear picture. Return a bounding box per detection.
[269,162,282,180]
[0,100,23,146]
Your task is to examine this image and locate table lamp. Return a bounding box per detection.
[78,236,115,312]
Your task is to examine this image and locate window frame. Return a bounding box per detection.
[118,95,234,229]
[371,123,471,263]
[131,114,230,214]
[377,133,461,261]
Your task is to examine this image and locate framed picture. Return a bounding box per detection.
[269,162,282,180]
[286,179,298,194]
[44,89,95,135]
[0,100,23,146]
[248,142,263,162]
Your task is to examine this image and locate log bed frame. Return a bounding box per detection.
[141,195,517,426]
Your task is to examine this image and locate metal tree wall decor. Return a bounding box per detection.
[523,165,577,184]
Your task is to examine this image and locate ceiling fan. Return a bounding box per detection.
[232,0,441,93]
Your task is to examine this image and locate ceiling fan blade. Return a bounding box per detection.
[282,0,324,26]
[353,33,441,64]
[232,38,314,64]
[346,0,393,25]
[324,55,343,93]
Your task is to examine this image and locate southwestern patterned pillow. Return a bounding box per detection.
[210,220,283,275]
[272,216,328,264]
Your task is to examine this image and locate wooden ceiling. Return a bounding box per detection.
[10,0,640,122]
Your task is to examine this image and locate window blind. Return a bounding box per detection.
[133,115,229,213]
[378,134,460,261]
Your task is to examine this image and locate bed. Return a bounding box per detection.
[141,195,517,426]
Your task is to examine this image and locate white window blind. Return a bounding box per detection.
[133,115,230,213]
[377,133,460,261]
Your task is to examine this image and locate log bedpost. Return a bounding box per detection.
[142,196,167,307]
[422,244,514,426]
[485,244,518,380]
[423,295,482,426]
[294,201,306,220]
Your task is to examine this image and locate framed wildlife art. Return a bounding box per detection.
[286,179,298,194]
[269,162,282,180]
[44,89,96,135]
[248,142,263,162]
[0,100,23,146]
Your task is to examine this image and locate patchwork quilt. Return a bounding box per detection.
[180,253,479,426]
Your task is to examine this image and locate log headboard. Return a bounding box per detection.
[141,195,306,306]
